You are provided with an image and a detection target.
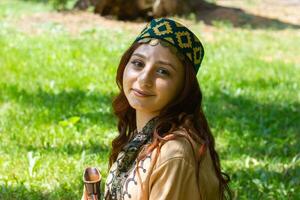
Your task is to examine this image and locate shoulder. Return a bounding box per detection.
[154,128,201,168]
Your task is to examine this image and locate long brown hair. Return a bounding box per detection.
[110,42,232,199]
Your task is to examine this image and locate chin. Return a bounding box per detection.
[128,102,152,112]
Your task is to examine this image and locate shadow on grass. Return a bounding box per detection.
[0,181,82,200]
[0,83,117,129]
[204,88,300,159]
[192,2,300,30]
[0,185,50,200]
[1,83,116,155]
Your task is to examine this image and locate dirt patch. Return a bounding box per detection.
[194,0,300,29]
[14,11,145,35]
[13,10,218,37]
[216,0,300,25]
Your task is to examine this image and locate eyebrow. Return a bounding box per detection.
[132,53,177,72]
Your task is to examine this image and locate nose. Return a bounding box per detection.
[137,66,153,88]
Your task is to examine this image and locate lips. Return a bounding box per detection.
[132,88,154,97]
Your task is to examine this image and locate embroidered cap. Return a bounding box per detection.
[134,18,205,73]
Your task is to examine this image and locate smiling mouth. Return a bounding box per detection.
[132,88,154,97]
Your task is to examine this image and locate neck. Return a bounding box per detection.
[136,110,159,132]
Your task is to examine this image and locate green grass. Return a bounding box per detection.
[0,0,299,199]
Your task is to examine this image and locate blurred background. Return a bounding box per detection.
[0,0,299,199]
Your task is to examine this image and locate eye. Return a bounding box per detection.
[131,59,144,68]
[157,67,170,76]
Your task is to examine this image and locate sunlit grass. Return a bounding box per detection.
[0,0,299,199]
[0,0,51,18]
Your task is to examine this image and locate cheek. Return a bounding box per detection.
[122,66,137,93]
[161,77,184,101]
[122,68,127,87]
[122,66,131,89]
[157,80,178,99]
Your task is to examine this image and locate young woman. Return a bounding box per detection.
[83,18,231,200]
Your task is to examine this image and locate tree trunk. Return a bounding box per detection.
[73,0,207,19]
[94,0,149,20]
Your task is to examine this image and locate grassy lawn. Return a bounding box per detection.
[0,0,299,199]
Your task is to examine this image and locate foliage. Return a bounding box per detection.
[49,0,69,10]
[20,0,72,10]
[0,0,299,199]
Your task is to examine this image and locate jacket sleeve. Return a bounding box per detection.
[148,157,200,200]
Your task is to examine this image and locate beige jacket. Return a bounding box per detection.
[83,129,220,200]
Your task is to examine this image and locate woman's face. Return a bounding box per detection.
[123,41,185,115]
